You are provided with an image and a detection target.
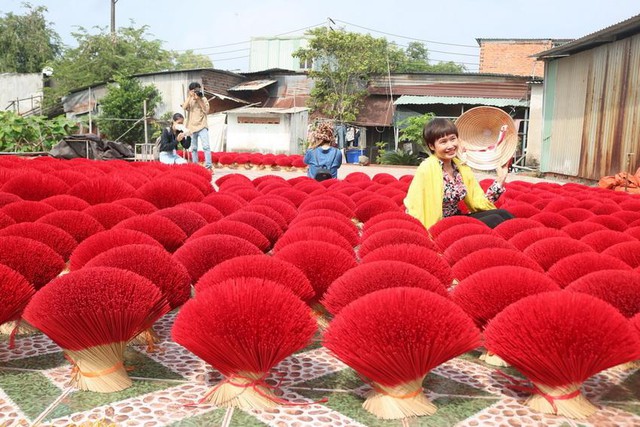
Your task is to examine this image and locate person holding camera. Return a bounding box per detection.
[182,82,212,169]
[158,113,191,165]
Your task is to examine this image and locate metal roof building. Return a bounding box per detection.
[536,14,640,181]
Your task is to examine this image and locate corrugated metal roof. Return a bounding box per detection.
[207,91,249,104]
[394,95,528,107]
[228,79,277,91]
[536,14,640,59]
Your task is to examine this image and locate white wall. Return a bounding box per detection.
[226,110,308,154]
[0,73,43,115]
[526,84,544,167]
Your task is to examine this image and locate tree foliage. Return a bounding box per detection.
[398,113,435,150]
[0,111,77,152]
[0,4,62,73]
[294,28,406,122]
[172,50,213,70]
[295,29,465,122]
[97,77,161,145]
[46,25,172,104]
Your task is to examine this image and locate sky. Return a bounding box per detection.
[2,0,639,73]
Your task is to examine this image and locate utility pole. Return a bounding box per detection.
[110,0,118,37]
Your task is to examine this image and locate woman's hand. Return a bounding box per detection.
[496,162,509,187]
[177,132,185,142]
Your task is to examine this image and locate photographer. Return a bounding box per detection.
[158,113,191,165]
[181,82,212,169]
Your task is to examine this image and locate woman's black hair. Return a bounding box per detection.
[423,118,458,153]
[188,82,201,91]
[172,112,184,122]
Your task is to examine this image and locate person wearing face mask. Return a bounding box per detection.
[404,118,513,229]
[158,113,191,165]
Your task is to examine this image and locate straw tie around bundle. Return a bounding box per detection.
[23,267,170,392]
[172,278,317,409]
[324,287,480,420]
[484,291,640,419]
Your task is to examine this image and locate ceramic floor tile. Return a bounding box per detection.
[0,388,29,427]
[167,407,269,427]
[0,369,64,421]
[43,383,212,426]
[0,332,59,363]
[44,379,179,422]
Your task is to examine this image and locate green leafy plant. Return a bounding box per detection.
[0,111,77,152]
[398,113,435,152]
[380,150,421,166]
[375,141,388,164]
[97,77,161,145]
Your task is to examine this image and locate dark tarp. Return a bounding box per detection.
[49,134,134,160]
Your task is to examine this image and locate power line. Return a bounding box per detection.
[174,22,325,53]
[204,48,250,56]
[333,19,479,49]
[177,40,251,53]
[211,55,250,62]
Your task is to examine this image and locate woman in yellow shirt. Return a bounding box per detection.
[404,118,513,229]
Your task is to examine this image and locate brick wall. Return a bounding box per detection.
[478,41,554,77]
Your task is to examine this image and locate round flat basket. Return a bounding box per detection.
[456,106,518,171]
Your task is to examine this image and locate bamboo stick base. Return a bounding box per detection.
[617,360,640,370]
[205,372,279,410]
[525,383,597,420]
[311,304,329,331]
[479,350,510,367]
[0,319,38,335]
[363,379,436,420]
[66,342,131,393]
[129,327,159,349]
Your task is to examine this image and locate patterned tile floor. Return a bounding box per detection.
[1,164,635,426]
[1,310,639,427]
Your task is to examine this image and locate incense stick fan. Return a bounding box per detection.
[484,291,640,419]
[324,287,480,420]
[172,278,316,409]
[23,267,169,392]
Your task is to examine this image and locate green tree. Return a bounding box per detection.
[172,49,213,70]
[397,41,466,73]
[46,25,172,104]
[0,3,61,73]
[398,113,435,151]
[294,28,406,122]
[97,77,161,145]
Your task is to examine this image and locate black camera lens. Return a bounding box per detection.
[195,90,203,97]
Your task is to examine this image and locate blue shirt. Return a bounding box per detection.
[304,147,342,179]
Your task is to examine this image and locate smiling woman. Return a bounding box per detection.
[404,118,513,229]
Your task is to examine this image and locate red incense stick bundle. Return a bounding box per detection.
[484,291,640,419]
[172,278,316,409]
[23,267,170,392]
[324,287,480,419]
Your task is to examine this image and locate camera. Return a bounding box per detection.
[194,90,203,98]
